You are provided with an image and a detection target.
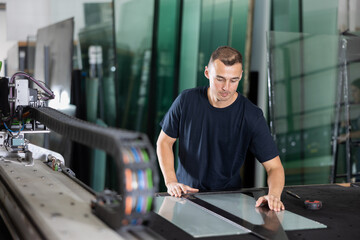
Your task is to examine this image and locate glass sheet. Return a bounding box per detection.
[268,31,339,185]
[154,196,250,238]
[196,193,327,230]
[272,0,338,34]
[268,31,360,184]
[195,0,248,91]
[114,0,155,132]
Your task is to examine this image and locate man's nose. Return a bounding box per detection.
[222,80,230,90]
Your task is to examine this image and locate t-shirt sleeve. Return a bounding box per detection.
[249,114,279,163]
[160,94,182,138]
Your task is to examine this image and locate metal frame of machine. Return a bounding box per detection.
[0,72,160,239]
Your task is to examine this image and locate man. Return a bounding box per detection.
[157,46,285,211]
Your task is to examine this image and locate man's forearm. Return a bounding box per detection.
[157,141,178,185]
[267,167,285,198]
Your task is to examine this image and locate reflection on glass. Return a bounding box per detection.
[268,31,360,184]
[336,36,360,182]
[195,0,249,91]
[154,196,250,238]
[77,2,116,191]
[347,78,360,181]
[268,31,339,185]
[114,0,154,132]
[272,0,339,35]
[154,0,182,143]
[196,193,327,230]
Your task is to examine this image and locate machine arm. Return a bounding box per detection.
[29,106,159,228]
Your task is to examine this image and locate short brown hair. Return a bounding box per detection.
[208,46,243,66]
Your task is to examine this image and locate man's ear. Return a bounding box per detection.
[204,66,209,79]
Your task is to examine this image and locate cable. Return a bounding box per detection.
[3,122,13,132]
[10,72,55,99]
[35,79,52,91]
[3,121,24,134]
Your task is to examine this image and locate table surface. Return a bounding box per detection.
[148,183,360,240]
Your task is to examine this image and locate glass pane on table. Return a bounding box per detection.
[196,193,327,230]
[154,196,250,238]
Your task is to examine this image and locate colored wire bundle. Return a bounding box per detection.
[121,146,154,224]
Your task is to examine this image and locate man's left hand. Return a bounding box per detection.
[255,195,285,212]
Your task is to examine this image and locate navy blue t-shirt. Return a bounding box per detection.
[160,86,279,191]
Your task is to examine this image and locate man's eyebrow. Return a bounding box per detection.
[215,75,240,80]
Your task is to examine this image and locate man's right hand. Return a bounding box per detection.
[166,182,199,197]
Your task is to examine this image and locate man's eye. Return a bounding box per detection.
[217,78,224,81]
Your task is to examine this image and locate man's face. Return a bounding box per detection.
[205,59,243,107]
